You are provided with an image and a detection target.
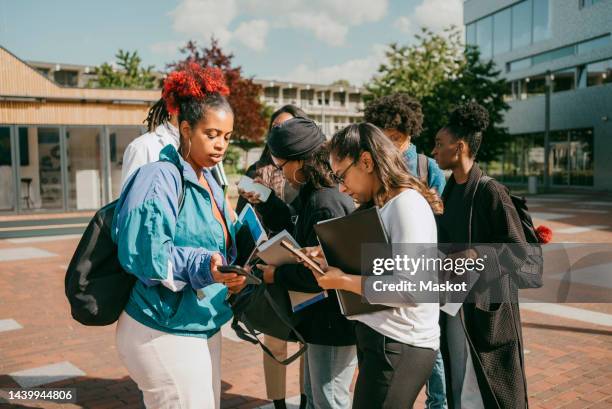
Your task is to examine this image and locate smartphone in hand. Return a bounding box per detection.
[218,265,262,285]
[237,176,272,202]
[279,240,327,276]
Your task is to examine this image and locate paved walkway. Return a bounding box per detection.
[0,192,611,409]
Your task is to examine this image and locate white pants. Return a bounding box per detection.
[116,312,221,409]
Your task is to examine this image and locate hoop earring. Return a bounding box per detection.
[293,167,306,185]
[182,139,192,159]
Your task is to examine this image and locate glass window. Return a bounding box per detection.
[466,23,476,46]
[66,127,104,210]
[493,129,594,186]
[109,127,142,200]
[509,57,531,71]
[552,69,576,93]
[512,0,532,49]
[525,74,547,97]
[476,16,493,59]
[493,8,511,55]
[53,70,78,86]
[586,59,612,86]
[577,34,611,55]
[17,127,64,210]
[532,45,575,65]
[532,0,551,42]
[0,127,14,211]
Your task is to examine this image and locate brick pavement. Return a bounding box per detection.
[0,192,611,409]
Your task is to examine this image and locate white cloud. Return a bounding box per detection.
[160,0,389,51]
[169,0,237,46]
[149,40,184,56]
[279,44,387,86]
[395,0,463,36]
[233,19,269,51]
[239,0,388,46]
[286,12,348,46]
[394,16,412,34]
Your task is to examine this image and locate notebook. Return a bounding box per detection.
[256,230,328,312]
[234,204,267,266]
[314,207,391,316]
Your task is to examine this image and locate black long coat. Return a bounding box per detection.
[438,163,530,409]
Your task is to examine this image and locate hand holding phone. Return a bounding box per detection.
[237,176,271,202]
[280,240,327,276]
[218,265,262,285]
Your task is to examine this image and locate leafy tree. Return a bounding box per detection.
[366,27,510,162]
[90,50,157,89]
[331,79,352,88]
[168,39,268,150]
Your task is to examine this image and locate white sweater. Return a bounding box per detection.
[349,189,440,350]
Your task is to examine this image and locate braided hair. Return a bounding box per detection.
[144,98,170,132]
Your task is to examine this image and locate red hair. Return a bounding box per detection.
[162,63,230,115]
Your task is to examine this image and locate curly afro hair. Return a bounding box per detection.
[446,101,489,158]
[364,93,424,137]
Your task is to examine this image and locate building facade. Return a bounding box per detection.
[464,0,612,189]
[0,48,364,215]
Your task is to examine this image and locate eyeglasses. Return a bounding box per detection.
[273,159,289,171]
[330,161,356,185]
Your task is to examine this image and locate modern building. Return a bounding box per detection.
[0,47,365,216]
[464,0,612,190]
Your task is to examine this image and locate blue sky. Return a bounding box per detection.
[0,0,463,85]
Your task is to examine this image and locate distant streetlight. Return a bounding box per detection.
[543,70,553,189]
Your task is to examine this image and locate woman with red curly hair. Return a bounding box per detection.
[112,64,243,409]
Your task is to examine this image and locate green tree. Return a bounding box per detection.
[331,79,352,88]
[167,39,268,151]
[366,27,510,162]
[90,50,157,89]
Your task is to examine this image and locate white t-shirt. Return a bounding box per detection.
[120,122,179,187]
[349,188,440,350]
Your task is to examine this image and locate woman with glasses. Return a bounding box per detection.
[239,117,357,409]
[303,122,443,409]
[237,105,308,409]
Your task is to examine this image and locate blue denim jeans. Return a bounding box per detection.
[303,343,357,409]
[425,350,447,409]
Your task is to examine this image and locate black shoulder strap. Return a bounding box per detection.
[231,287,308,365]
[468,175,493,245]
[175,164,186,213]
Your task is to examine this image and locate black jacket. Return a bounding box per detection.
[256,181,356,346]
[438,163,530,409]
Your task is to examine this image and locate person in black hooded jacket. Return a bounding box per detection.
[239,117,356,409]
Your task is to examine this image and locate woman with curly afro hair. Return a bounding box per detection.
[364,93,446,196]
[433,101,532,409]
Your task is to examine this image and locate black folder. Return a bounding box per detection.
[314,207,391,316]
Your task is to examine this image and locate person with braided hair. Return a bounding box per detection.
[432,102,530,409]
[112,63,244,409]
[120,97,179,186]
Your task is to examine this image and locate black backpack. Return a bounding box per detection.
[477,176,543,289]
[64,167,185,326]
[230,281,307,365]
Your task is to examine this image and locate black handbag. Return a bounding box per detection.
[230,282,307,365]
[64,167,185,326]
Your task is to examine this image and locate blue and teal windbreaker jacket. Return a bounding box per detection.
[111,144,237,338]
